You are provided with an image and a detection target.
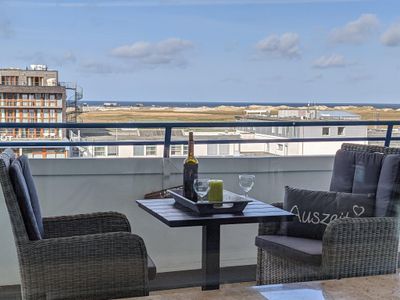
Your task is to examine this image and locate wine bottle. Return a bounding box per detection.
[183,132,198,201]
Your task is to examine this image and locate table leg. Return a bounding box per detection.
[202,224,221,290]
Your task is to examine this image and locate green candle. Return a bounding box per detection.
[208,180,223,202]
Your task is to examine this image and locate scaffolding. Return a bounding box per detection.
[59,82,83,123]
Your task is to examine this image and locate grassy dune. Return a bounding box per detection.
[78,107,244,122]
[77,105,400,123]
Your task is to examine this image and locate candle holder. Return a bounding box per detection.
[208,180,223,205]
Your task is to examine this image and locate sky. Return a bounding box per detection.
[0,0,399,103]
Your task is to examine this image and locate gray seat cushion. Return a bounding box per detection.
[18,155,43,237]
[9,159,42,240]
[375,155,400,217]
[147,255,157,281]
[255,235,322,266]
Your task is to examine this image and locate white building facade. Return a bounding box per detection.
[77,125,367,158]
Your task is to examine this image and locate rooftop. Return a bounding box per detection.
[317,110,360,118]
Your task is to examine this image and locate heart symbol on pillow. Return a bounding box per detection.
[353,205,365,217]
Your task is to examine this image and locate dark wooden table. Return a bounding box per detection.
[136,198,293,291]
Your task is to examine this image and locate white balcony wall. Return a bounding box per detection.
[0,156,334,285]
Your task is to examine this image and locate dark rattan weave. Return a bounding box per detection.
[0,149,150,300]
[256,143,400,285]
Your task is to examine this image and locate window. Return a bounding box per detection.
[171,145,182,156]
[133,145,144,156]
[219,144,230,156]
[107,145,118,156]
[337,127,345,136]
[1,76,18,85]
[207,144,218,156]
[322,127,330,136]
[27,77,43,86]
[94,146,106,157]
[146,145,157,156]
[277,144,284,151]
[28,129,35,138]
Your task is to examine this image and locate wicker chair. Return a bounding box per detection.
[256,143,400,285]
[0,149,155,300]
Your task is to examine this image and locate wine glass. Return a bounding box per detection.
[238,174,255,200]
[193,178,210,202]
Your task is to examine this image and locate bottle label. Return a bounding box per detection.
[183,163,198,201]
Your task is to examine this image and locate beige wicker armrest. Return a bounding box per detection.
[258,202,284,235]
[27,232,149,299]
[43,211,131,238]
[322,217,399,278]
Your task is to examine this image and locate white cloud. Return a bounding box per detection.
[256,32,301,59]
[17,51,77,67]
[381,23,400,47]
[313,54,349,69]
[111,38,194,66]
[330,14,379,44]
[79,61,131,74]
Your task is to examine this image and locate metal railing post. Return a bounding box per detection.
[385,124,393,147]
[163,127,172,158]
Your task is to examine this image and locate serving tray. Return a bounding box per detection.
[167,188,252,215]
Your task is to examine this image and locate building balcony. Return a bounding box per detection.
[0,155,334,285]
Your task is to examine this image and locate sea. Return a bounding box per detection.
[83,101,400,109]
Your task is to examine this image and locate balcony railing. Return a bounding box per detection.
[0,120,399,157]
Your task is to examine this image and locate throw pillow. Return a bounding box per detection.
[280,186,374,240]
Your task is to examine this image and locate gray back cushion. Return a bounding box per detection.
[330,148,400,217]
[9,159,42,240]
[329,150,356,193]
[375,155,400,217]
[18,155,43,237]
[352,151,384,194]
[330,149,384,194]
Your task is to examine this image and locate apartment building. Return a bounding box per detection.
[277,109,361,120]
[72,129,244,158]
[74,119,366,159]
[240,110,367,156]
[0,65,67,158]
